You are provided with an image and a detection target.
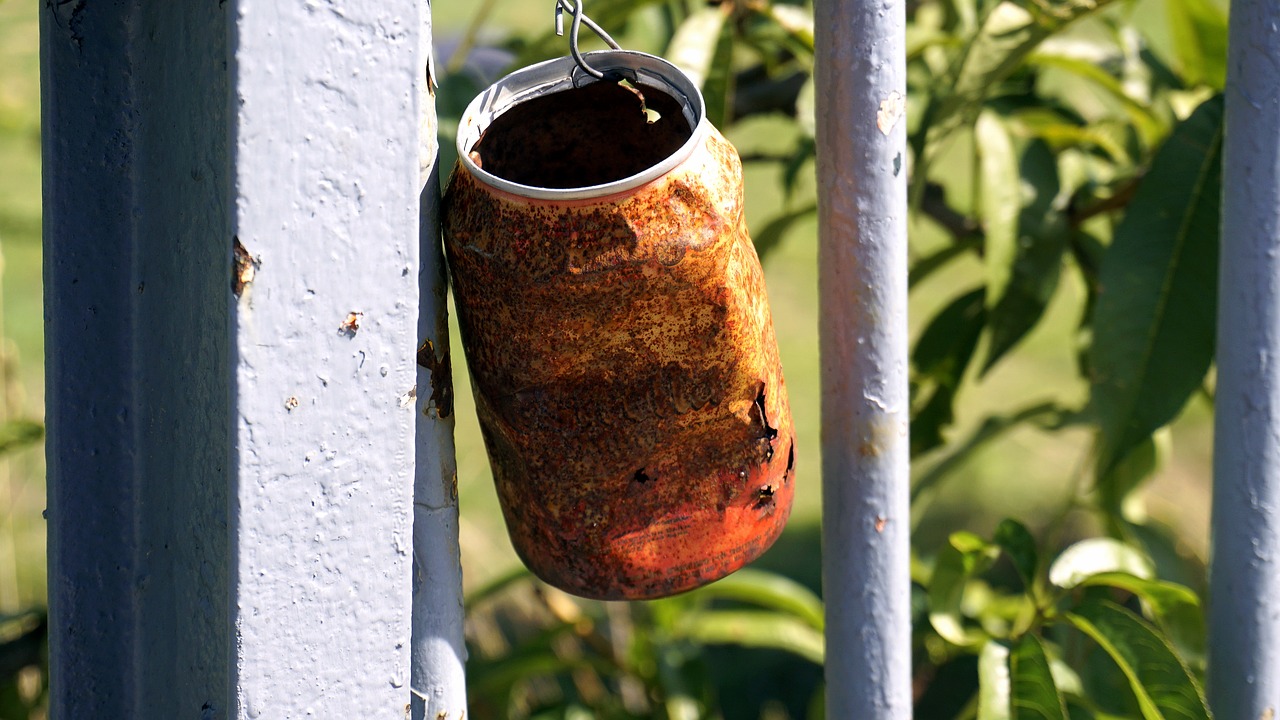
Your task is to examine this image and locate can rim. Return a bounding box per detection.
[454,50,709,201]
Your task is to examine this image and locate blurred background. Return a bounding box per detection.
[0,0,1221,716]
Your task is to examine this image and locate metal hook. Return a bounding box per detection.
[554,0,622,80]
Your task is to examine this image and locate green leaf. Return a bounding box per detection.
[977,109,1021,311]
[1078,572,1205,662]
[993,518,1039,590]
[1089,94,1222,478]
[930,532,1001,646]
[915,0,1121,189]
[1096,430,1170,517]
[910,235,983,289]
[912,384,964,458]
[782,136,816,199]
[763,3,814,53]
[983,139,1068,373]
[666,6,734,127]
[1024,52,1165,145]
[752,204,816,261]
[1064,599,1210,720]
[912,402,1066,509]
[795,74,816,138]
[467,620,612,698]
[693,568,824,630]
[1010,109,1131,163]
[0,420,42,455]
[1165,0,1228,89]
[676,610,824,665]
[1048,538,1153,590]
[1010,635,1068,720]
[979,640,1013,720]
[916,654,981,718]
[912,288,988,456]
[916,288,988,384]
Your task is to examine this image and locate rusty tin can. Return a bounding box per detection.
[442,50,795,600]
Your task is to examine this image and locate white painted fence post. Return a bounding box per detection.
[42,1,462,716]
[228,0,438,715]
[815,0,912,717]
[1209,1,1280,716]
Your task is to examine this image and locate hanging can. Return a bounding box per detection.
[442,49,795,600]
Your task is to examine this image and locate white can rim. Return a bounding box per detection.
[454,50,709,201]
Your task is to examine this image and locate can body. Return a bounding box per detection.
[443,52,795,600]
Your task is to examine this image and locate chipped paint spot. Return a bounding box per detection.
[875,516,887,533]
[338,311,363,337]
[876,91,905,135]
[399,386,417,409]
[284,396,299,411]
[232,236,260,298]
[417,339,454,418]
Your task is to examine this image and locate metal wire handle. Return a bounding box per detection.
[554,0,622,79]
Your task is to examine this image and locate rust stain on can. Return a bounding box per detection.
[443,57,795,601]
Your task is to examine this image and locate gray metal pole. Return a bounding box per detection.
[42,2,232,715]
[815,0,912,716]
[1209,1,1280,716]
[411,4,469,717]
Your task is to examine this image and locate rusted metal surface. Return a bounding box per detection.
[443,59,794,600]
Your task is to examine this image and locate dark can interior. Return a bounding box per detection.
[470,80,694,190]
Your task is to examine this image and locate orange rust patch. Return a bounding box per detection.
[338,311,362,337]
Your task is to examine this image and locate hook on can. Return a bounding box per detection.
[554,0,621,80]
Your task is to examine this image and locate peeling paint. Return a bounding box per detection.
[231,236,259,299]
[398,386,417,409]
[338,311,363,337]
[876,91,905,135]
[416,339,453,418]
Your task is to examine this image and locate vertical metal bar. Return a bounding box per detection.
[814,0,912,716]
[411,3,469,717]
[228,0,428,715]
[1209,1,1280,716]
[42,2,232,715]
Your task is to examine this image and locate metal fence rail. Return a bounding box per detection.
[815,0,912,717]
[1209,0,1280,716]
